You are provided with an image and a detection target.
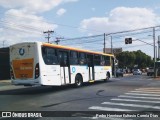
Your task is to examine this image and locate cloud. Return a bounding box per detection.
[80,7,160,34]
[0,0,78,46]
[5,9,57,31]
[0,0,77,13]
[79,7,160,57]
[56,8,66,16]
[0,9,58,46]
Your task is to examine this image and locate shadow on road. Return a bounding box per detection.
[0,80,113,95]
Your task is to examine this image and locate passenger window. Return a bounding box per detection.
[42,47,58,65]
[94,55,101,65]
[100,56,105,66]
[105,56,111,66]
[70,51,78,65]
[79,52,87,65]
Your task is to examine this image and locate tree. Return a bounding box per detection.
[116,50,153,68]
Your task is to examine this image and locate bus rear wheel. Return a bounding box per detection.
[75,74,83,87]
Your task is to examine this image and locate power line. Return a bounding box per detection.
[6,14,104,33]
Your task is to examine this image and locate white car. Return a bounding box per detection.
[133,69,142,75]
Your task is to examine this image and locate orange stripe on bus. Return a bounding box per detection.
[42,43,114,57]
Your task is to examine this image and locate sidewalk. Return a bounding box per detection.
[0,79,25,91]
[0,79,11,85]
[154,77,160,80]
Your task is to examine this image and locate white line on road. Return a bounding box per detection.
[135,89,160,92]
[130,91,160,94]
[102,102,160,110]
[89,106,134,111]
[111,98,160,103]
[136,88,160,90]
[125,92,160,96]
[119,95,160,100]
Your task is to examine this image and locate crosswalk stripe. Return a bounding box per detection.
[88,87,160,113]
[125,92,160,96]
[111,98,160,103]
[135,89,160,92]
[102,102,160,110]
[136,88,160,90]
[130,91,160,94]
[119,95,160,100]
[89,106,134,111]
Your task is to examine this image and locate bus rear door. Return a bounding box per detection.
[58,50,71,85]
[87,54,94,81]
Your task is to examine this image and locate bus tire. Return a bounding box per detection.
[104,72,110,82]
[75,74,83,87]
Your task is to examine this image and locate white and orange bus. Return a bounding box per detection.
[10,42,115,87]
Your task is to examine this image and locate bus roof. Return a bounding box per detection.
[42,42,114,57]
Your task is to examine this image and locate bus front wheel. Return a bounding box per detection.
[75,74,83,87]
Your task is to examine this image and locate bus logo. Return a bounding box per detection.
[72,67,76,73]
[19,48,25,56]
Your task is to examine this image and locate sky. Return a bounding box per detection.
[0,0,160,57]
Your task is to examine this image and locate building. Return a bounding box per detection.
[0,47,10,80]
[103,48,123,55]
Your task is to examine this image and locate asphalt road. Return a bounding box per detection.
[0,74,160,120]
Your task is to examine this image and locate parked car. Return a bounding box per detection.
[116,69,124,77]
[133,69,142,75]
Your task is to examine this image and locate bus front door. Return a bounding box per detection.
[59,51,71,85]
[87,54,94,81]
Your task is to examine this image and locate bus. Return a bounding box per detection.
[10,42,115,87]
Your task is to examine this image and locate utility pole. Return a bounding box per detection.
[158,36,160,59]
[103,33,106,53]
[111,36,113,54]
[153,27,156,78]
[55,37,63,44]
[43,30,54,43]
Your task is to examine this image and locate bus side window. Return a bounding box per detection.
[87,54,92,66]
[105,56,111,66]
[79,52,87,65]
[70,51,78,65]
[100,56,105,66]
[94,55,101,65]
[58,51,69,66]
[42,47,58,65]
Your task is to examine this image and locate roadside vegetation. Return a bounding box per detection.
[116,50,157,69]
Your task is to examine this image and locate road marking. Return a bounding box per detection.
[111,98,160,103]
[135,89,160,92]
[89,106,134,111]
[102,102,160,110]
[125,92,160,96]
[119,95,160,100]
[88,87,160,113]
[136,88,160,90]
[130,91,160,94]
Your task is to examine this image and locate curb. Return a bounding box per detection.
[0,80,11,84]
[154,77,160,80]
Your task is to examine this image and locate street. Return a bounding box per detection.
[0,74,160,120]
